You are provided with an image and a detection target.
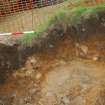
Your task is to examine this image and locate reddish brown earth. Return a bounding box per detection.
[0,33,105,105]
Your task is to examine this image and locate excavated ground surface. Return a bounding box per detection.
[0,34,105,105]
[0,10,105,105]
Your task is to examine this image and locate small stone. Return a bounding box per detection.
[25,70,34,76]
[35,73,42,80]
[80,45,88,55]
[49,44,54,48]
[92,55,100,61]
[61,96,70,104]
[30,58,37,65]
[13,72,18,78]
[29,88,36,95]
[93,57,98,61]
[21,67,26,71]
[76,43,88,56]
[82,28,86,32]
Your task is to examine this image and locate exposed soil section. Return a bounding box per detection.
[1,34,105,105]
[0,10,105,105]
[0,1,67,32]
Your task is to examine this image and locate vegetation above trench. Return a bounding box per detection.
[18,0,105,44]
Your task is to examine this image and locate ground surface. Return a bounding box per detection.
[0,33,105,105]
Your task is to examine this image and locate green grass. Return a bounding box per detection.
[19,15,56,42]
[18,1,105,43]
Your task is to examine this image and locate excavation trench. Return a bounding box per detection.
[0,10,105,105]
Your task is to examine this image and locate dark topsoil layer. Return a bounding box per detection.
[0,10,105,83]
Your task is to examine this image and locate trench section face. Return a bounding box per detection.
[0,10,105,105]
